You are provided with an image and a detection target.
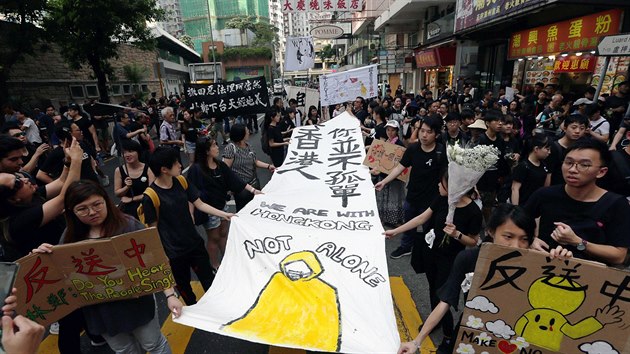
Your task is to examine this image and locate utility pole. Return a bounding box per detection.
[205,0,218,82]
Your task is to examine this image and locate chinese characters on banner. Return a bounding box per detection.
[319,65,378,107]
[285,85,320,113]
[363,140,410,182]
[455,0,545,33]
[455,244,630,354]
[281,0,363,13]
[414,49,438,68]
[508,9,622,59]
[174,114,399,353]
[184,77,270,117]
[13,228,172,326]
[553,54,597,73]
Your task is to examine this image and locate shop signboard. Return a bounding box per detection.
[415,49,438,68]
[508,9,622,59]
[455,0,545,33]
[597,33,630,57]
[553,54,597,73]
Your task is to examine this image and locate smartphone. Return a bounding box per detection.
[0,263,18,351]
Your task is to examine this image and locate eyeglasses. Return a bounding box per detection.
[11,174,24,194]
[73,200,106,217]
[562,159,601,172]
[12,132,26,137]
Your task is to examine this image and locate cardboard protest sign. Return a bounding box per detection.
[174,113,399,353]
[286,85,320,111]
[455,244,630,354]
[363,140,410,182]
[320,65,378,106]
[184,77,270,117]
[14,228,172,326]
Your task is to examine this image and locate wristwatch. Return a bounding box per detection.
[166,292,179,300]
[576,238,588,251]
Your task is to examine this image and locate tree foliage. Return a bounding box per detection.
[179,34,195,49]
[0,0,47,104]
[318,44,336,62]
[225,16,278,46]
[42,0,164,103]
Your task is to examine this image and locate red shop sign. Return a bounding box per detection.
[553,54,596,73]
[415,49,438,68]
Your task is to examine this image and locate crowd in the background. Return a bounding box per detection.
[1,79,629,354]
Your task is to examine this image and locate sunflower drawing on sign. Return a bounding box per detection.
[222,251,342,351]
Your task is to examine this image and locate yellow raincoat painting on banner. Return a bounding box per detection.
[223,251,342,352]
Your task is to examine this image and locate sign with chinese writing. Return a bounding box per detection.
[174,114,399,353]
[415,49,438,68]
[285,36,316,71]
[363,140,410,182]
[285,85,320,114]
[319,65,378,107]
[597,33,630,57]
[553,54,596,73]
[281,0,363,13]
[508,9,623,59]
[14,228,172,326]
[184,77,270,117]
[455,0,545,33]
[454,244,630,354]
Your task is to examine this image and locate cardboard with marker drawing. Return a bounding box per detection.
[363,140,410,182]
[454,244,630,354]
[13,228,172,326]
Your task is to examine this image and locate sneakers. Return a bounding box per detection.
[49,322,59,335]
[90,339,107,347]
[390,246,412,259]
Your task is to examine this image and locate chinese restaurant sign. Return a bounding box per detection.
[281,0,363,13]
[509,9,622,59]
[363,140,410,182]
[415,49,438,68]
[454,244,630,354]
[174,113,399,353]
[553,54,596,73]
[455,0,545,33]
[14,228,172,326]
[184,77,270,117]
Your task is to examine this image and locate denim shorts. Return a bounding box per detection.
[185,140,196,153]
[203,205,229,230]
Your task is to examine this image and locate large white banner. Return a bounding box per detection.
[285,36,316,71]
[320,65,378,107]
[175,113,399,353]
[281,0,363,13]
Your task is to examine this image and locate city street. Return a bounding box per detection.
[35,116,443,354]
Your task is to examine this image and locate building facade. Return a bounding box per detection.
[156,0,186,37]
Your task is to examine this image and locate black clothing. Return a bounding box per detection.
[267,124,285,167]
[117,164,151,219]
[182,119,202,142]
[477,133,507,191]
[399,143,447,207]
[437,247,480,307]
[547,141,567,186]
[511,159,549,205]
[428,197,482,257]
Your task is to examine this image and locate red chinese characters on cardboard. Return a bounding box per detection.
[14,228,173,326]
[363,140,409,182]
[454,244,630,354]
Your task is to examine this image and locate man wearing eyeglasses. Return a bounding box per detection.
[1,125,50,176]
[525,138,630,266]
[546,114,588,185]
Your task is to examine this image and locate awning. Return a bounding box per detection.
[374,0,444,32]
[414,46,456,68]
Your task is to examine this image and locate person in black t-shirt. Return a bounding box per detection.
[525,138,630,266]
[477,110,508,222]
[604,81,629,133]
[397,204,573,354]
[511,133,551,205]
[352,97,369,125]
[181,109,203,168]
[547,114,588,185]
[143,147,234,305]
[385,171,482,351]
[376,116,447,259]
[264,110,290,167]
[457,86,474,113]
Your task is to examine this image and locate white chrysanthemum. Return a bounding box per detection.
[466,315,484,329]
[456,343,475,354]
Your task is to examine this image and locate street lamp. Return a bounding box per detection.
[205,0,218,82]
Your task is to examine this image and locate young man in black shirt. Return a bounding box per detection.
[476,110,508,223]
[525,138,630,266]
[546,114,588,185]
[375,116,447,258]
[143,147,234,305]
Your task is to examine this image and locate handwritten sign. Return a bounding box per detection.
[174,113,399,353]
[184,77,270,117]
[14,228,172,326]
[454,244,630,354]
[319,65,378,107]
[285,85,320,114]
[363,140,410,182]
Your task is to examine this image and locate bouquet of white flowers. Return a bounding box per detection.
[445,143,500,224]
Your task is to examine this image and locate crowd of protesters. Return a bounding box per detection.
[1,78,630,353]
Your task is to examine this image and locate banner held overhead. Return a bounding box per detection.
[319,65,379,107]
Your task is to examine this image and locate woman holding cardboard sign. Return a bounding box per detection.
[33,180,182,354]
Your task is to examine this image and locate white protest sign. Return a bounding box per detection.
[286,85,320,112]
[505,87,515,102]
[174,113,399,353]
[285,36,316,71]
[320,65,379,106]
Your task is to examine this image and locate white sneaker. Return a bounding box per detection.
[49,322,59,335]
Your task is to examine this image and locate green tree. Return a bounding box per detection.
[0,0,47,104]
[318,44,336,63]
[225,16,278,46]
[42,0,164,103]
[179,34,195,49]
